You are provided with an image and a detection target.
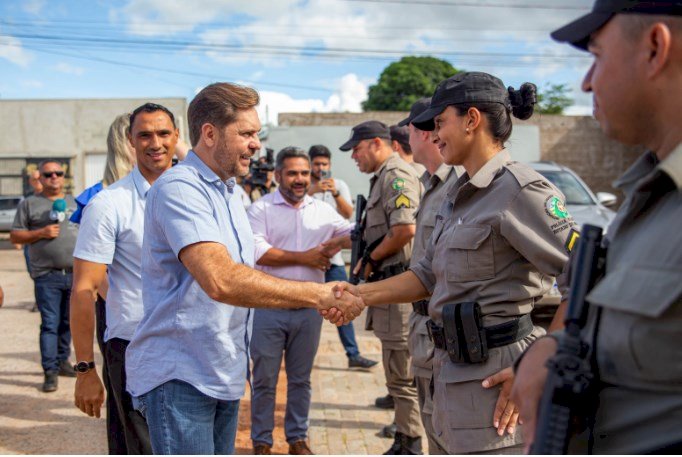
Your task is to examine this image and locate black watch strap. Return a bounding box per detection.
[363,251,382,270]
[73,361,96,373]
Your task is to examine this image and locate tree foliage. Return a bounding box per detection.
[537,83,574,115]
[362,56,460,111]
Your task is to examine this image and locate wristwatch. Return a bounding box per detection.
[73,361,96,374]
[363,251,382,271]
[332,190,340,198]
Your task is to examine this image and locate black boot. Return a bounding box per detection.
[42,371,58,392]
[383,432,422,455]
[374,394,394,409]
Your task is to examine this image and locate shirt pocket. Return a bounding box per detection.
[445,224,495,282]
[588,265,682,385]
[365,196,386,229]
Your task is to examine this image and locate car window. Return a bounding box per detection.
[537,171,593,205]
[0,198,21,211]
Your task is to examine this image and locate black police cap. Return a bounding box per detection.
[339,120,391,151]
[398,97,431,127]
[411,72,509,132]
[552,0,682,50]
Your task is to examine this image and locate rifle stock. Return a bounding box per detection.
[531,224,606,454]
[349,195,367,285]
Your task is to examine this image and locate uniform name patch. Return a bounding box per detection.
[565,228,580,253]
[391,178,405,191]
[395,193,410,209]
[545,195,569,220]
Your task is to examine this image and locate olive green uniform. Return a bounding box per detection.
[364,152,422,438]
[572,146,682,453]
[410,150,575,454]
[408,163,458,453]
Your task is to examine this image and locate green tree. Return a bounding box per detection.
[537,83,574,115]
[362,56,460,111]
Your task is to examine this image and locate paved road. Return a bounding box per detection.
[0,247,419,454]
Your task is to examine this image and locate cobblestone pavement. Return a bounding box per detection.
[0,247,424,454]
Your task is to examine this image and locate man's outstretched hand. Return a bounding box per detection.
[318,282,364,326]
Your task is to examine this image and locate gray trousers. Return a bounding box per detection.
[250,308,323,446]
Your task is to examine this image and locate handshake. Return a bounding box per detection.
[317,282,364,326]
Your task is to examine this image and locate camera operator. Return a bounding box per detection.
[244,148,277,201]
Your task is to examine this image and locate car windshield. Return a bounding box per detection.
[0,198,21,211]
[537,171,594,205]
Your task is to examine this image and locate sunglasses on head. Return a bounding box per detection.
[42,171,65,178]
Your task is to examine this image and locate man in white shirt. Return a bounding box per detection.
[308,145,378,371]
[248,147,353,455]
[70,103,179,453]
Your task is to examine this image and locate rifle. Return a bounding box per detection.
[531,224,607,454]
[349,194,367,285]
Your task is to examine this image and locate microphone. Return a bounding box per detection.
[50,198,67,222]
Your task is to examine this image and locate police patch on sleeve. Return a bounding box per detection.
[564,228,580,253]
[544,195,569,220]
[395,193,410,209]
[391,178,405,191]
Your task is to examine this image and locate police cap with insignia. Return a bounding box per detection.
[398,97,431,127]
[339,120,391,151]
[411,72,513,132]
[552,0,682,50]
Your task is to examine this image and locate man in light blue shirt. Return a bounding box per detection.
[124,82,365,455]
[70,103,179,453]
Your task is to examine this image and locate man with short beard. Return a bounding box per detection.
[247,147,353,455]
[125,83,363,455]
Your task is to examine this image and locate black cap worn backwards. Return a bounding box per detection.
[411,72,509,132]
[552,0,682,50]
[398,97,431,127]
[339,120,391,151]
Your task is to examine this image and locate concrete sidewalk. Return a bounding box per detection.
[0,247,423,454]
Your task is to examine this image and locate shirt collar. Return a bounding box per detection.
[273,188,314,208]
[659,142,682,190]
[373,152,399,177]
[184,150,237,191]
[131,166,152,199]
[467,149,511,189]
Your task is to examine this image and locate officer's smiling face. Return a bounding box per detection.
[351,139,376,173]
[432,106,468,166]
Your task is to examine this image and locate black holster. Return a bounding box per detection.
[367,263,407,283]
[442,302,488,364]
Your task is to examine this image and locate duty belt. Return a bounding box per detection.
[427,313,533,364]
[412,300,429,316]
[367,263,407,282]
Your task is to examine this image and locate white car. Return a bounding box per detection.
[0,196,22,232]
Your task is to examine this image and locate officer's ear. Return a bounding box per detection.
[642,21,673,79]
[466,107,483,132]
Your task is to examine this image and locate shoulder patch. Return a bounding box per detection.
[395,193,411,209]
[504,161,545,188]
[391,178,405,191]
[544,195,570,220]
[565,228,580,253]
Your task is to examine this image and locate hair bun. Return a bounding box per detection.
[507,83,537,120]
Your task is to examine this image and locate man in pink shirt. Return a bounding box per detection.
[247,147,352,455]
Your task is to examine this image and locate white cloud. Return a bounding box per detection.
[22,0,46,15]
[21,80,44,89]
[54,62,85,76]
[257,73,367,125]
[0,35,33,67]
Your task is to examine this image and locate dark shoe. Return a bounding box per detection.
[253,443,272,455]
[375,394,394,409]
[348,355,378,370]
[379,422,397,438]
[30,304,39,312]
[288,440,313,455]
[42,371,58,392]
[58,360,76,377]
[383,432,423,455]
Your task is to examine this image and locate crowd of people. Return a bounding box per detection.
[3,1,681,454]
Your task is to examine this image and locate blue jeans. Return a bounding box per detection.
[34,270,72,372]
[325,264,360,358]
[134,380,240,455]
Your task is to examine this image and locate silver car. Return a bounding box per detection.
[0,196,23,232]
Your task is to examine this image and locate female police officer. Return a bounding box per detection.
[327,71,575,454]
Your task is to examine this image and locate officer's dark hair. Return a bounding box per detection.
[188,83,260,147]
[308,144,332,161]
[129,103,177,133]
[276,146,310,171]
[453,82,536,145]
[394,138,411,154]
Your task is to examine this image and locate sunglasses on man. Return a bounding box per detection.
[42,171,65,178]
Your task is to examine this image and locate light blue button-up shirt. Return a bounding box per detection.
[73,167,150,342]
[126,151,254,401]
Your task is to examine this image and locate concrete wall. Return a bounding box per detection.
[279,112,645,199]
[0,98,189,193]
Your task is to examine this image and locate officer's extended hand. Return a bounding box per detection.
[301,246,333,271]
[482,367,519,436]
[74,371,105,418]
[510,336,558,453]
[318,282,364,325]
[41,224,60,239]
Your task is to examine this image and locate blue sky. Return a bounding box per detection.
[0,0,596,124]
